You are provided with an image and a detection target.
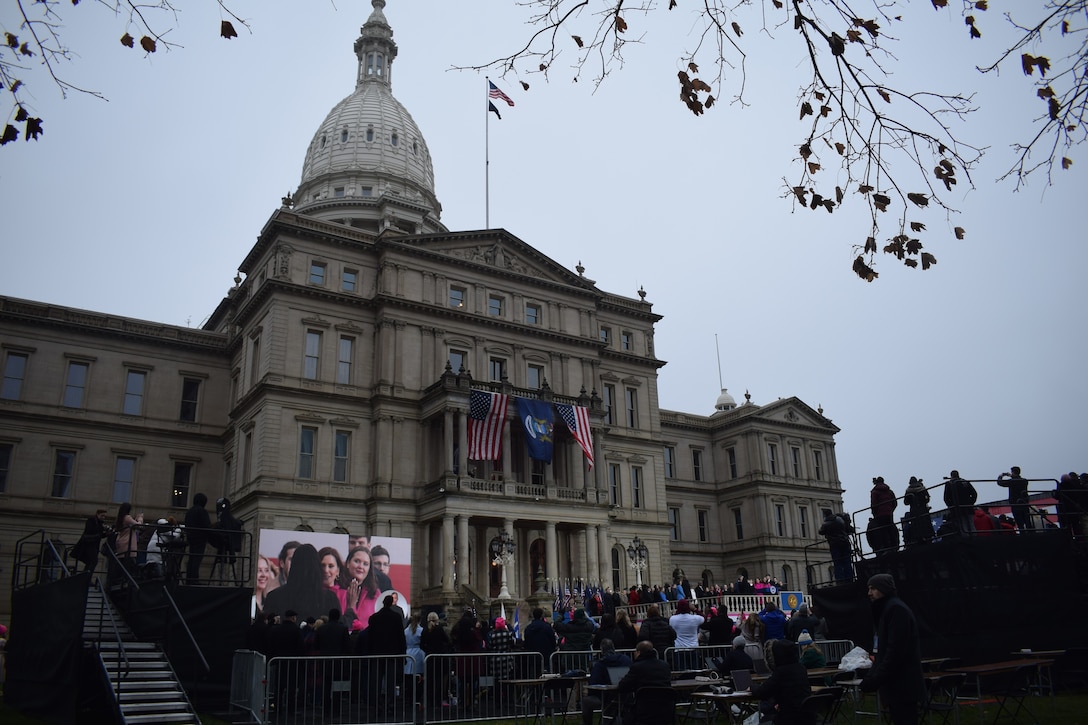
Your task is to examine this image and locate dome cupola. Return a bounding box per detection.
[292,0,445,235]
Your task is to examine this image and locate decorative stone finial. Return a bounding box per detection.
[638,285,646,300]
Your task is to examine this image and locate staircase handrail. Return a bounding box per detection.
[100,542,142,591]
[162,585,211,676]
[92,575,132,704]
[11,529,71,591]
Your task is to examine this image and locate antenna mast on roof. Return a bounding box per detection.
[715,334,723,390]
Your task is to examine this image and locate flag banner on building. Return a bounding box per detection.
[516,396,554,462]
[489,80,515,106]
[468,390,509,460]
[556,403,594,469]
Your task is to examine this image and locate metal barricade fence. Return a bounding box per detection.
[266,654,414,725]
[230,649,267,723]
[811,638,855,666]
[662,644,733,672]
[423,651,546,723]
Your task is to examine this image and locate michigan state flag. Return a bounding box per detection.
[516,397,554,462]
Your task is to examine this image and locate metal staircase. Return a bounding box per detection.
[86,584,201,724]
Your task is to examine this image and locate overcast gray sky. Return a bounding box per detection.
[2,1,1084,519]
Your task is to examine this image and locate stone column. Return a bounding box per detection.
[502,413,513,481]
[586,525,599,586]
[458,408,468,479]
[443,514,455,593]
[376,416,392,483]
[457,515,470,593]
[504,517,516,598]
[596,524,611,586]
[545,521,558,590]
[444,408,455,474]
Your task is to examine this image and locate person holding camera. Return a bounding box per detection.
[997,466,1033,531]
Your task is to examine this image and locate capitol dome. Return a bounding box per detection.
[293,0,446,235]
[714,388,737,412]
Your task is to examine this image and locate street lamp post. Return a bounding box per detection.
[491,529,516,600]
[626,536,648,588]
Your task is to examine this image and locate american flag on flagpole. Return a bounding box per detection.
[488,80,515,107]
[556,403,594,469]
[553,582,563,613]
[468,390,509,461]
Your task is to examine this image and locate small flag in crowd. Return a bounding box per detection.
[468,390,509,461]
[556,403,594,469]
[513,607,521,640]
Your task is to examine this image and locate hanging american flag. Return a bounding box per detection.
[468,390,509,461]
[556,403,594,469]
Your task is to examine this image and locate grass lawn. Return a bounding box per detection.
[2,692,1088,723]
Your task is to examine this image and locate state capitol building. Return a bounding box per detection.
[0,0,845,620]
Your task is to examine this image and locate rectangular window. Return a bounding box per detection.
[669,507,680,541]
[0,442,12,493]
[698,509,709,542]
[632,466,643,509]
[525,303,541,325]
[333,186,345,198]
[333,430,350,483]
[625,388,638,428]
[813,450,823,481]
[52,449,76,498]
[449,349,466,374]
[531,459,545,486]
[337,336,354,385]
[361,186,373,197]
[249,335,261,386]
[799,506,810,538]
[2,352,28,400]
[727,447,738,479]
[112,456,136,503]
[775,504,786,536]
[608,464,621,506]
[768,443,778,476]
[449,286,466,308]
[342,269,358,293]
[733,508,744,540]
[621,331,632,351]
[63,361,89,408]
[304,331,322,380]
[791,446,802,477]
[123,370,146,416]
[692,449,703,482]
[489,357,506,383]
[172,462,193,507]
[179,377,201,422]
[299,427,317,479]
[488,294,504,316]
[527,364,544,390]
[242,432,253,486]
[603,384,616,425]
[309,261,326,285]
[599,327,611,344]
[663,446,675,478]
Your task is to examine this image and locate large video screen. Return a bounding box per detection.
[252,529,411,627]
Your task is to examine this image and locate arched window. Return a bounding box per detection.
[366,127,374,143]
[391,132,399,147]
[340,129,348,143]
[320,135,327,148]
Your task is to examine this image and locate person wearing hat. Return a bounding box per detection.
[786,602,821,641]
[556,607,596,653]
[860,574,925,724]
[718,634,754,675]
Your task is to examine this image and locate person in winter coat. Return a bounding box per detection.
[522,607,557,673]
[786,602,822,641]
[635,604,676,653]
[860,574,925,725]
[752,638,814,725]
[759,599,787,641]
[869,476,900,553]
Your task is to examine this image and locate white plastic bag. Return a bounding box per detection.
[838,645,872,671]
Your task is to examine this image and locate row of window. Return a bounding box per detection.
[1,350,204,421]
[599,326,635,352]
[449,285,544,326]
[668,506,711,543]
[298,427,353,482]
[661,443,825,482]
[606,463,645,509]
[0,440,198,506]
[310,261,360,293]
[601,384,640,428]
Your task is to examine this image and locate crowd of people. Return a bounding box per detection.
[820,468,1088,576]
[67,493,242,585]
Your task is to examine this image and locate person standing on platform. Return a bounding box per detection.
[860,574,925,725]
[183,493,211,584]
[71,508,110,575]
[819,509,854,583]
[942,471,977,536]
[997,466,1033,531]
